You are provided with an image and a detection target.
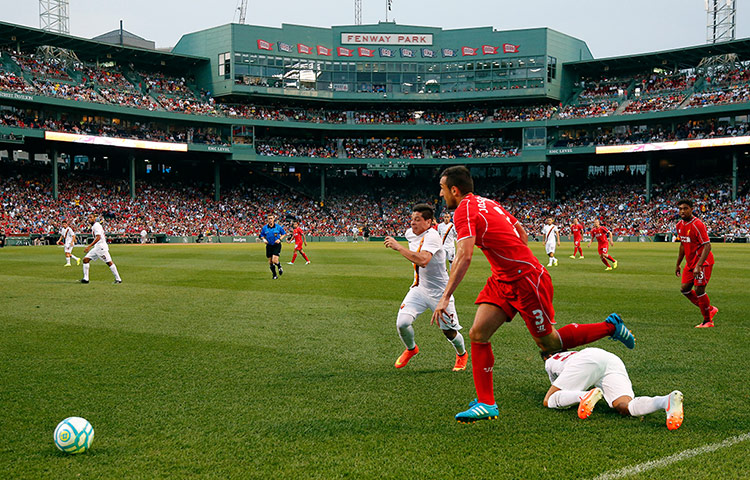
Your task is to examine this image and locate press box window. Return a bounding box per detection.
[218,52,231,79]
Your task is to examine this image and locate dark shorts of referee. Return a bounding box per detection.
[266,243,282,258]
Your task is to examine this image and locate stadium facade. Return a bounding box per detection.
[0,19,748,204]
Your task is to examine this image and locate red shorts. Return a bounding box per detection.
[475,269,556,338]
[573,238,581,247]
[294,243,304,250]
[597,244,609,255]
[682,264,713,287]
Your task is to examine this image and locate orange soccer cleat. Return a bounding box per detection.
[666,391,684,431]
[578,387,603,419]
[395,345,419,368]
[453,352,469,371]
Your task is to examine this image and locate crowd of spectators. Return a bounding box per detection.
[492,105,556,122]
[578,78,631,99]
[343,139,424,159]
[622,93,686,114]
[256,138,337,158]
[687,84,750,108]
[557,101,619,119]
[428,139,519,158]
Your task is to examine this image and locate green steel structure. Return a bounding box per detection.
[0,20,748,200]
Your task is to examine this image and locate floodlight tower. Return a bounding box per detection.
[355,0,362,25]
[38,0,78,65]
[236,0,249,24]
[699,0,739,72]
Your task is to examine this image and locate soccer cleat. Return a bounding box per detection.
[287,262,294,265]
[569,255,576,259]
[272,275,278,280]
[114,280,122,284]
[580,256,584,259]
[76,258,82,266]
[605,266,613,271]
[278,267,283,276]
[79,279,89,284]
[453,352,468,371]
[709,306,718,321]
[306,261,310,265]
[605,313,636,349]
[455,402,499,423]
[613,260,618,269]
[395,345,419,368]
[64,263,71,267]
[553,259,558,266]
[695,320,714,328]
[578,387,603,419]
[666,390,684,431]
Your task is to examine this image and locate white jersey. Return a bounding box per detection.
[405,227,448,296]
[60,226,75,245]
[542,224,559,245]
[437,222,457,249]
[91,222,109,250]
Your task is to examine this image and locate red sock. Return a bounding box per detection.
[291,253,297,263]
[601,256,610,267]
[471,342,495,405]
[697,294,711,322]
[682,290,700,307]
[557,322,615,349]
[301,252,309,261]
[575,247,583,256]
[607,255,616,263]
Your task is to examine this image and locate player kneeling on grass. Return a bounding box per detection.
[384,204,468,372]
[81,214,122,284]
[542,348,683,430]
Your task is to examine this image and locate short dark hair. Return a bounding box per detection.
[440,166,474,196]
[413,203,434,221]
[677,199,693,208]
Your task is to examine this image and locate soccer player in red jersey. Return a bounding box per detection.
[287,221,310,265]
[675,199,717,328]
[588,219,618,270]
[431,166,636,423]
[569,218,584,259]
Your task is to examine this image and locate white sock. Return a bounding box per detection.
[447,331,466,355]
[71,254,79,261]
[109,264,121,281]
[65,258,71,265]
[83,263,90,280]
[547,390,588,409]
[627,395,669,416]
[396,312,416,350]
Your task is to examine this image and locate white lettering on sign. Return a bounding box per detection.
[341,33,433,45]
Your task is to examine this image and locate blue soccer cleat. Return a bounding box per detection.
[455,401,499,423]
[605,313,635,349]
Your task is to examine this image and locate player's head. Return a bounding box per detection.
[593,219,600,227]
[573,217,579,224]
[442,211,451,223]
[293,221,299,228]
[439,166,473,209]
[677,199,693,220]
[62,219,68,227]
[411,203,434,235]
[267,214,275,226]
[546,217,554,225]
[87,213,97,224]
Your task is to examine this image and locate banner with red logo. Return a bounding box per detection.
[461,46,477,56]
[337,47,354,57]
[358,47,375,57]
[257,39,273,51]
[482,45,498,55]
[503,43,520,53]
[317,45,332,56]
[298,44,313,55]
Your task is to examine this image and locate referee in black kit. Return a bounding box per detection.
[260,214,286,279]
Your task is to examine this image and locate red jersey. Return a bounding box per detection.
[453,194,542,282]
[570,223,584,240]
[676,217,714,269]
[292,227,305,246]
[590,226,610,245]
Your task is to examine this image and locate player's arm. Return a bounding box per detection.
[56,234,64,245]
[556,228,561,245]
[542,385,561,408]
[587,230,593,247]
[515,222,528,244]
[384,236,432,267]
[84,234,100,253]
[675,242,685,276]
[693,242,712,276]
[608,230,613,246]
[431,235,475,325]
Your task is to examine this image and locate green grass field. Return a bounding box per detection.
[1,241,749,479]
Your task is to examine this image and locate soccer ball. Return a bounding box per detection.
[53,417,94,454]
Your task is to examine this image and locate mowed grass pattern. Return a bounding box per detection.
[1,241,749,479]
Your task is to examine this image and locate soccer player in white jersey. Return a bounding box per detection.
[542,348,684,430]
[384,204,468,371]
[56,220,80,267]
[437,211,457,270]
[81,213,122,284]
[542,217,560,267]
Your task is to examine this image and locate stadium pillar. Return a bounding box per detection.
[51,149,58,200]
[732,151,738,201]
[549,163,556,202]
[214,160,221,201]
[320,168,326,204]
[128,154,136,200]
[645,158,652,203]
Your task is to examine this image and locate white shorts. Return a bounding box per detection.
[552,349,634,407]
[444,247,455,262]
[64,243,74,254]
[545,242,556,255]
[85,246,112,264]
[399,287,461,331]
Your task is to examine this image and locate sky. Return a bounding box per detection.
[0,0,747,58]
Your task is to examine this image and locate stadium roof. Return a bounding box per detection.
[565,37,750,76]
[0,21,208,70]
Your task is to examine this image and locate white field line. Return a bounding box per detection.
[589,432,750,480]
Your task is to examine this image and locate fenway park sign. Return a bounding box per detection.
[341,33,433,45]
